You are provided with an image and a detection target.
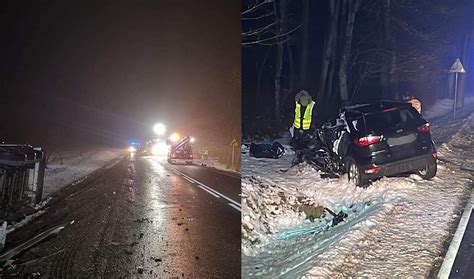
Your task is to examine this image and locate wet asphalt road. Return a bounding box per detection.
[4,155,241,278]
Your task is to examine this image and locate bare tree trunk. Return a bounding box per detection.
[287,44,295,95]
[457,32,471,109]
[273,0,286,123]
[339,0,362,103]
[299,0,309,88]
[381,0,398,99]
[256,47,272,122]
[319,0,341,104]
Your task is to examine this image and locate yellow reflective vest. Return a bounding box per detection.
[294,101,315,130]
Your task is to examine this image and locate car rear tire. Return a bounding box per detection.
[417,159,437,180]
[347,158,369,188]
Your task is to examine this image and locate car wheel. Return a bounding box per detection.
[347,158,369,188]
[417,159,437,180]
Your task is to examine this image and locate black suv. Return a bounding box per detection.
[323,101,437,187]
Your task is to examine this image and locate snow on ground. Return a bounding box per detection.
[43,148,125,198]
[242,99,474,278]
[424,96,474,120]
[3,148,125,237]
[194,158,241,174]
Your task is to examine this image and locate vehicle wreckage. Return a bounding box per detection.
[252,101,438,187]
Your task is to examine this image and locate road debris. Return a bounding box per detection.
[0,222,70,263]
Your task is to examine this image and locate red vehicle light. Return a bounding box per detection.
[417,123,430,133]
[364,166,381,174]
[355,135,382,147]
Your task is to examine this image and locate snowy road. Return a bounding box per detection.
[242,100,474,278]
[3,155,241,277]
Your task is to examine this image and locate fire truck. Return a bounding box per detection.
[167,135,195,165]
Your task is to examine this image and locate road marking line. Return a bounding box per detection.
[182,176,195,184]
[181,172,241,208]
[228,203,242,212]
[197,185,220,198]
[196,165,241,179]
[438,190,474,278]
[170,167,241,210]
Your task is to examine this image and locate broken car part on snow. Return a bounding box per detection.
[249,142,285,159]
[0,221,70,263]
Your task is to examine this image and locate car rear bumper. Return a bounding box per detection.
[359,153,436,179]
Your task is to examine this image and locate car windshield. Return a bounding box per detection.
[364,108,418,133]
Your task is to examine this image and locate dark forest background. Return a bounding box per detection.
[242,0,474,138]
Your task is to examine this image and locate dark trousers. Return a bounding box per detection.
[291,128,317,165]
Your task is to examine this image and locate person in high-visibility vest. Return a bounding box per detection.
[290,90,318,164]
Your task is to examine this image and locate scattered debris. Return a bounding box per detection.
[298,205,325,222]
[0,222,7,250]
[0,222,70,262]
[137,266,144,274]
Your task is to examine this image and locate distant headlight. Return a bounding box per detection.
[128,146,137,153]
[151,142,168,155]
[190,137,195,143]
[169,133,181,142]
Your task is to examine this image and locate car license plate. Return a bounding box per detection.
[387,134,416,147]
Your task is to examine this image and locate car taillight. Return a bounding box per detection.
[364,167,381,174]
[417,123,430,133]
[355,135,382,147]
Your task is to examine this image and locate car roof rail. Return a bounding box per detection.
[342,100,410,115]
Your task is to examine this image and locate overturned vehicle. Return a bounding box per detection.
[304,101,437,187]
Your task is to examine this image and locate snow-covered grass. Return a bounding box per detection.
[43,148,125,198]
[242,98,474,277]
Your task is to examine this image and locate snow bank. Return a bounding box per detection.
[424,96,474,120]
[242,99,474,277]
[43,148,125,198]
[193,158,241,174]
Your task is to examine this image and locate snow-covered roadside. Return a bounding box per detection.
[43,148,125,198]
[193,158,241,175]
[2,148,125,238]
[242,100,474,277]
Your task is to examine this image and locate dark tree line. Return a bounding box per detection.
[242,0,473,137]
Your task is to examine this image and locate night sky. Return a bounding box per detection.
[0,1,240,148]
